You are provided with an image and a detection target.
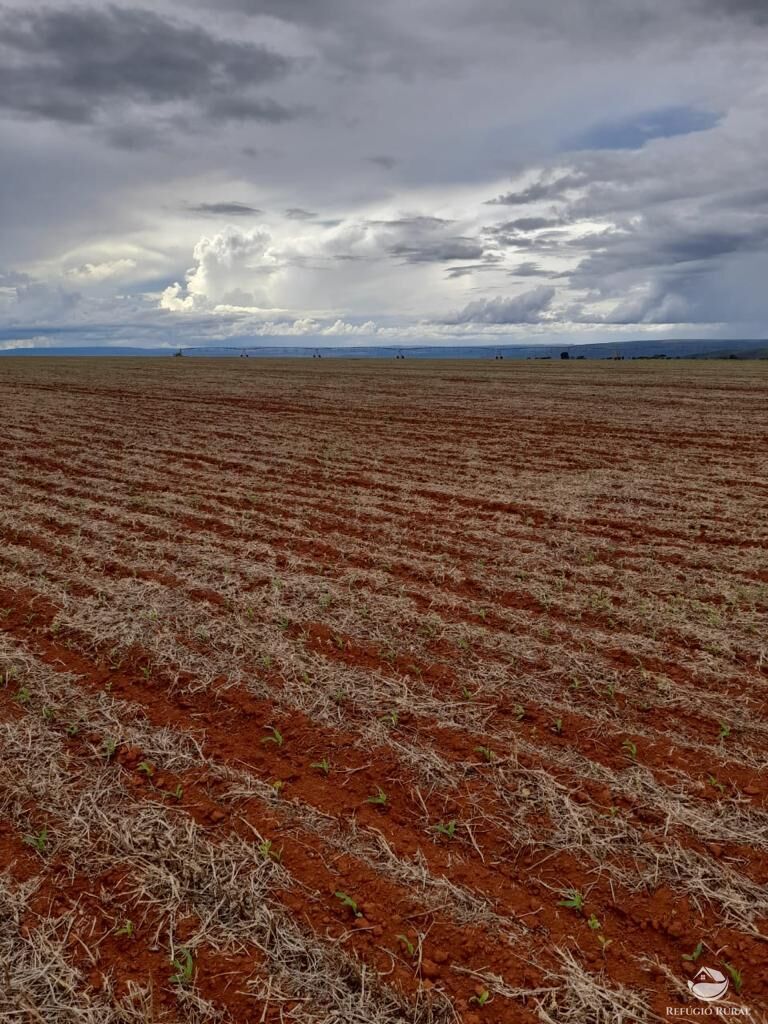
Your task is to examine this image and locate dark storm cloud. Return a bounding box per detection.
[443,286,555,324]
[284,208,317,220]
[189,202,263,216]
[389,238,485,263]
[0,5,294,126]
[485,174,586,206]
[368,155,398,169]
[490,216,565,232]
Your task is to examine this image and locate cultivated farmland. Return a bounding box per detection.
[0,356,766,1023]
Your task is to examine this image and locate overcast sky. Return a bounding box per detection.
[1,0,767,349]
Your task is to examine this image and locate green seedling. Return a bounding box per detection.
[23,828,48,854]
[367,787,388,806]
[165,784,183,801]
[42,706,56,722]
[334,891,362,917]
[396,934,416,958]
[718,722,731,741]
[66,723,80,737]
[271,779,284,794]
[137,761,154,778]
[474,745,495,763]
[707,775,725,794]
[682,941,704,962]
[140,666,151,680]
[557,889,585,913]
[311,758,331,776]
[380,710,399,728]
[587,913,601,930]
[597,934,613,953]
[723,963,743,994]
[433,820,457,839]
[14,686,31,705]
[469,988,492,1007]
[102,738,118,760]
[622,739,637,760]
[169,948,195,987]
[514,704,526,721]
[262,726,284,747]
[461,685,478,700]
[258,839,282,862]
[551,718,563,735]
[115,920,134,938]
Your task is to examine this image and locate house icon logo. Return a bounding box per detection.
[687,967,729,1001]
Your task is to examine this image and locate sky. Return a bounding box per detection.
[1,0,767,349]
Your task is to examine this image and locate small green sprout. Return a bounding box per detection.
[311,757,331,776]
[115,920,134,938]
[258,839,282,862]
[169,948,195,987]
[23,828,48,853]
[597,934,613,953]
[587,913,601,930]
[262,726,284,747]
[42,706,56,722]
[514,704,526,721]
[474,745,495,763]
[14,686,31,705]
[271,779,285,794]
[433,820,457,839]
[396,934,416,958]
[557,889,584,913]
[102,738,118,760]
[469,988,492,1007]
[137,761,154,777]
[682,941,704,962]
[165,784,183,801]
[707,775,725,793]
[622,739,637,760]
[66,723,80,737]
[334,891,362,917]
[379,709,399,728]
[718,722,731,741]
[551,718,563,735]
[723,962,743,993]
[367,787,388,806]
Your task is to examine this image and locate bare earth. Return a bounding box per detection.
[1,356,767,1023]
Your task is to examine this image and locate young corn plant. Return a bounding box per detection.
[258,840,282,863]
[587,913,601,930]
[367,787,388,806]
[718,722,731,741]
[379,710,399,728]
[682,941,704,962]
[396,934,416,958]
[474,745,495,763]
[23,829,48,854]
[262,726,284,747]
[469,989,492,1007]
[311,757,331,776]
[137,761,154,778]
[433,820,457,839]
[334,892,362,917]
[114,920,134,938]
[169,948,195,988]
[101,738,118,760]
[557,889,585,914]
[621,739,637,761]
[551,718,563,735]
[723,963,743,994]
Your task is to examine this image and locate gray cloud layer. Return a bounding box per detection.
[1,0,767,346]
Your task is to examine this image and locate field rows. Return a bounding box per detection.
[1,357,767,1023]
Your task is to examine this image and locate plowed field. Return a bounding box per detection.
[1,356,766,1023]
